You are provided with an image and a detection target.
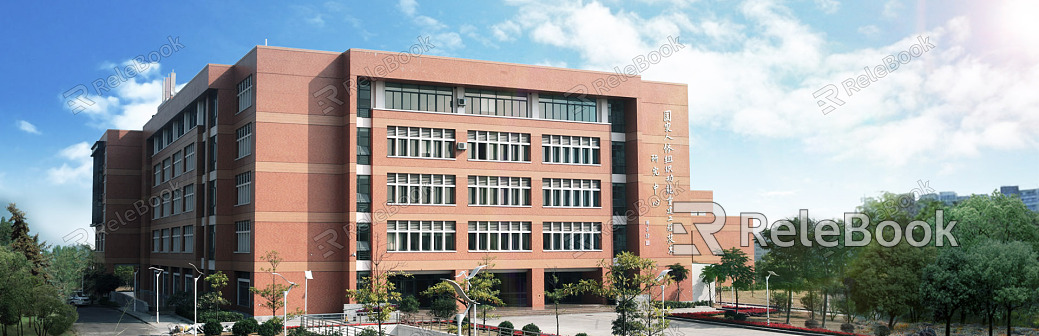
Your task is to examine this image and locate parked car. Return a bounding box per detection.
[68,291,90,306]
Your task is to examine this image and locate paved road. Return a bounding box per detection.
[74,305,164,336]
[485,312,800,336]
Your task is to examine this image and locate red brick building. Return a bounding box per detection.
[90,46,752,316]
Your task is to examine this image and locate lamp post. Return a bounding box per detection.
[442,279,476,336]
[455,265,486,336]
[304,271,314,315]
[133,268,139,313]
[655,269,672,334]
[766,271,778,326]
[188,263,204,336]
[148,267,165,323]
[272,273,297,336]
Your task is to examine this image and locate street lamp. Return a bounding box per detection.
[133,268,139,313]
[455,265,486,336]
[766,271,778,326]
[188,263,204,336]
[148,267,166,323]
[655,269,672,334]
[272,273,297,336]
[304,271,314,315]
[441,279,475,336]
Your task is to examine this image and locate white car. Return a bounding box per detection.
[68,292,90,306]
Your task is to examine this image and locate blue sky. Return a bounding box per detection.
[1,0,1036,246]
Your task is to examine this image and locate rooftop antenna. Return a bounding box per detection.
[265,38,268,46]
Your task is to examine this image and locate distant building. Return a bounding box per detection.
[919,185,1038,212]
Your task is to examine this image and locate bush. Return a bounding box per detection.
[399,296,420,313]
[43,303,77,335]
[734,313,748,321]
[358,328,378,336]
[663,301,696,309]
[575,333,589,336]
[522,323,541,333]
[289,327,320,336]
[772,292,790,312]
[233,318,259,336]
[430,296,457,319]
[874,325,891,336]
[805,319,820,329]
[199,310,244,323]
[203,321,224,336]
[258,318,284,336]
[723,309,737,319]
[498,321,514,335]
[841,323,856,333]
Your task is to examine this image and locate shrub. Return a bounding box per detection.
[399,296,420,313]
[575,333,589,336]
[258,318,284,336]
[358,328,378,336]
[430,296,457,319]
[498,321,515,335]
[289,327,320,336]
[734,313,748,321]
[522,323,541,333]
[772,292,790,312]
[200,310,244,323]
[723,310,737,319]
[203,321,223,336]
[804,319,820,329]
[874,325,891,336]
[841,323,855,333]
[233,318,259,336]
[43,303,77,335]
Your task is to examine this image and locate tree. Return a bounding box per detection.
[7,203,50,280]
[545,274,582,335]
[966,240,1039,336]
[26,283,73,336]
[574,251,667,336]
[848,243,932,329]
[0,245,35,336]
[199,271,230,312]
[0,216,12,246]
[250,250,291,316]
[469,257,505,327]
[666,263,689,301]
[949,192,1039,249]
[919,247,975,336]
[45,244,93,297]
[714,248,754,310]
[698,264,721,306]
[346,270,409,336]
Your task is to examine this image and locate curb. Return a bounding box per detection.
[667,316,862,336]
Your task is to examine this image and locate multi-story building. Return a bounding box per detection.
[90,46,751,316]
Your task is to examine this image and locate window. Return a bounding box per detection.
[171,227,182,252]
[539,95,598,122]
[95,231,105,252]
[207,225,216,260]
[467,131,530,162]
[236,273,251,306]
[185,274,193,293]
[152,197,160,220]
[357,127,371,165]
[237,75,253,113]
[544,222,602,251]
[467,221,531,251]
[162,192,171,217]
[183,226,193,253]
[357,223,371,260]
[208,136,217,172]
[464,89,529,118]
[187,101,201,130]
[357,175,371,213]
[387,126,454,159]
[612,183,628,216]
[172,151,182,176]
[542,178,601,208]
[612,141,626,174]
[236,123,252,159]
[357,78,371,118]
[172,189,182,215]
[384,82,454,113]
[174,119,183,138]
[235,172,252,206]
[387,220,456,252]
[207,182,216,216]
[163,158,172,181]
[162,228,170,252]
[386,173,455,205]
[543,135,601,165]
[152,230,160,252]
[183,184,195,213]
[468,176,531,206]
[154,164,162,186]
[153,138,161,156]
[235,220,251,253]
[609,99,626,132]
[184,144,195,172]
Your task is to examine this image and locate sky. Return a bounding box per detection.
[0,0,1036,247]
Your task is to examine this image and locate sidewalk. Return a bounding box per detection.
[115,304,196,334]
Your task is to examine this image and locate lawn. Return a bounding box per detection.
[1,317,75,336]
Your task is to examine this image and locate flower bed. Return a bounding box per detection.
[670,312,866,336]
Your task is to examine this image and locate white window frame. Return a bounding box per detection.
[172,151,182,177]
[172,189,182,215]
[171,227,181,252]
[153,164,162,186]
[542,135,601,165]
[95,231,105,252]
[184,144,195,172]
[163,158,172,181]
[162,228,170,253]
[543,222,603,251]
[236,123,252,159]
[152,230,160,252]
[235,220,251,253]
[235,172,252,206]
[237,75,253,113]
[542,178,602,208]
[467,221,532,252]
[183,184,195,213]
[183,225,194,253]
[386,126,455,159]
[386,173,455,205]
[467,176,531,206]
[387,220,456,252]
[467,130,531,162]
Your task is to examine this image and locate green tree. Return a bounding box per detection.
[967,240,1039,336]
[26,283,74,336]
[250,250,291,316]
[847,243,932,329]
[45,244,93,297]
[544,274,582,336]
[199,271,230,312]
[714,248,754,310]
[698,264,722,306]
[346,270,409,336]
[7,203,50,280]
[949,193,1039,248]
[0,245,35,336]
[469,257,505,327]
[919,247,975,336]
[574,251,667,336]
[666,263,689,301]
[0,216,12,246]
[114,265,136,288]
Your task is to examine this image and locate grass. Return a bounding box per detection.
[1,317,75,336]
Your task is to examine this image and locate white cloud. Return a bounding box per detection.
[814,0,839,14]
[492,20,521,41]
[17,120,40,134]
[65,60,164,130]
[535,60,568,68]
[47,142,92,185]
[306,15,325,27]
[399,0,418,16]
[394,0,465,53]
[858,25,880,37]
[883,0,902,19]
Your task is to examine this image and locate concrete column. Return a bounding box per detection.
[530,93,540,119]
[529,268,545,310]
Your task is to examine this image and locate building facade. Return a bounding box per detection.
[91,46,751,316]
